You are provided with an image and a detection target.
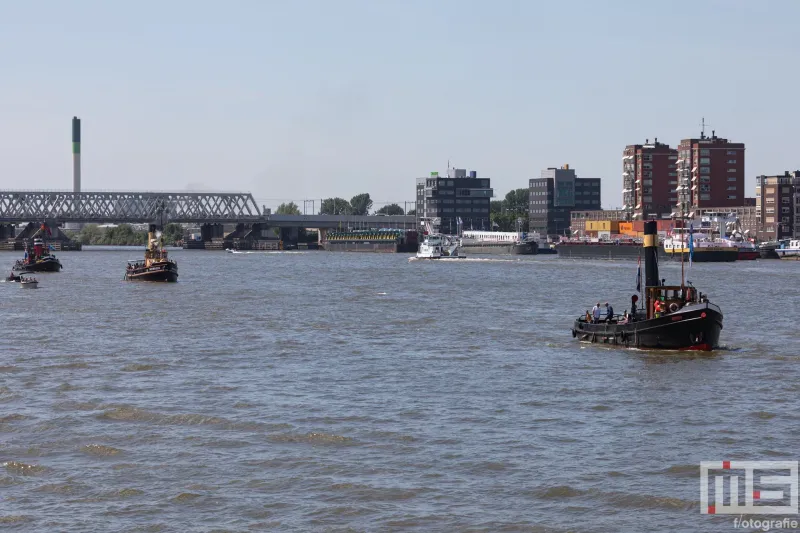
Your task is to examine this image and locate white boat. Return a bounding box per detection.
[775,240,800,259]
[416,233,465,259]
[19,277,38,289]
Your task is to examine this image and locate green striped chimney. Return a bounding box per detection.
[72,117,81,193]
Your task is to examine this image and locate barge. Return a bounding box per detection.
[324,229,418,253]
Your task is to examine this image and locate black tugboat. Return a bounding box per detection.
[124,225,178,282]
[571,220,723,351]
[12,224,63,273]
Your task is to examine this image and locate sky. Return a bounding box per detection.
[1,0,798,213]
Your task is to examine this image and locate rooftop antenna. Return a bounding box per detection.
[699,117,711,139]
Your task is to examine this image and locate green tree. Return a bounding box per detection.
[490,200,504,215]
[407,209,416,216]
[349,193,373,215]
[376,203,404,215]
[162,223,184,246]
[503,188,529,215]
[320,197,353,215]
[276,201,301,215]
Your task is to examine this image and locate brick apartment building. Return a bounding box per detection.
[755,171,800,241]
[529,164,601,237]
[674,131,745,216]
[622,138,678,220]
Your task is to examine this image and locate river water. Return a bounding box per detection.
[1,248,798,532]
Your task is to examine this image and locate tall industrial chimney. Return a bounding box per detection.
[72,117,81,193]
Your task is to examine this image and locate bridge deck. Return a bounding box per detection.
[0,191,417,228]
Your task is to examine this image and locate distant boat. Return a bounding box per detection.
[19,277,38,289]
[124,225,179,282]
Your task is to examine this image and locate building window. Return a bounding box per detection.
[700,149,710,156]
[727,186,737,191]
[766,217,775,223]
[699,157,710,164]
[728,168,736,173]
[726,150,737,155]
[767,198,775,203]
[767,207,775,214]
[782,207,791,214]
[700,193,711,201]
[783,197,790,204]
[727,195,737,200]
[700,167,710,174]
[783,187,791,194]
[727,159,737,164]
[727,177,736,182]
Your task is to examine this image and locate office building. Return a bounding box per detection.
[622,138,678,220]
[674,131,745,215]
[755,171,800,241]
[415,168,493,233]
[529,164,601,237]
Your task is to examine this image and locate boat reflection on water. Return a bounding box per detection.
[571,220,723,351]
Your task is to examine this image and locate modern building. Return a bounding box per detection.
[529,164,601,237]
[622,138,678,220]
[755,171,800,241]
[674,131,745,216]
[415,168,492,233]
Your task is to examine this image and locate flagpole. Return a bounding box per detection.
[680,203,685,289]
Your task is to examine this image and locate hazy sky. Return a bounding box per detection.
[1,0,798,212]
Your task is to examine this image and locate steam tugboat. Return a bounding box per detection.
[12,224,63,272]
[571,220,723,351]
[124,225,179,282]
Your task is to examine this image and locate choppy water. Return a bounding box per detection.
[1,248,799,532]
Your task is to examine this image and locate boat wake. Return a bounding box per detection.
[408,257,522,263]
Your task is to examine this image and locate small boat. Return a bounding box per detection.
[19,277,38,289]
[571,220,723,351]
[124,225,179,282]
[775,239,800,259]
[416,233,465,259]
[6,273,22,282]
[416,217,465,259]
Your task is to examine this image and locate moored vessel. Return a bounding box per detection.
[775,239,800,259]
[570,220,723,351]
[458,230,537,255]
[662,227,738,262]
[124,225,179,282]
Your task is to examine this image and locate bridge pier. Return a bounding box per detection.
[0,224,15,240]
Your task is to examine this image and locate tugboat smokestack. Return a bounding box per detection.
[644,220,659,290]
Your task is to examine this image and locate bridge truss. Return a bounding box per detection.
[0,191,263,224]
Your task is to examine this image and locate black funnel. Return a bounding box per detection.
[643,220,659,289]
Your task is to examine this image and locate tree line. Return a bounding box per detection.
[275,194,415,216]
[273,188,531,232]
[67,223,185,246]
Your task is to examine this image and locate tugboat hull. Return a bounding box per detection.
[572,303,723,351]
[125,263,178,282]
[13,258,62,272]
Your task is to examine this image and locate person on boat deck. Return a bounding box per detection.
[605,302,614,321]
[591,302,601,323]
